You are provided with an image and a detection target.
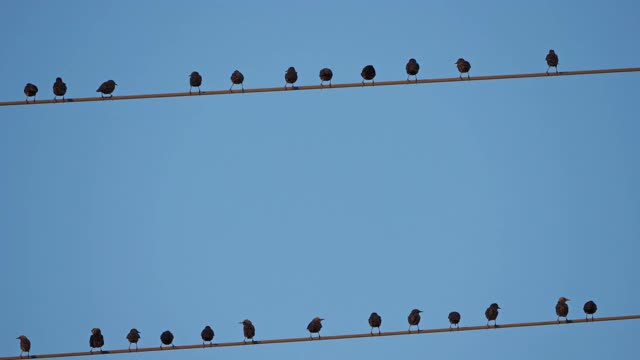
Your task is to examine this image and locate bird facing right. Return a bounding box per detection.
[24,83,38,103]
[556,297,570,323]
[17,335,31,358]
[160,330,174,349]
[96,80,117,98]
[448,311,461,330]
[407,308,422,332]
[189,71,202,94]
[126,329,140,351]
[546,49,559,74]
[456,58,471,79]
[583,300,598,321]
[361,65,376,85]
[53,77,67,102]
[485,303,500,327]
[230,70,245,92]
[240,319,256,343]
[285,67,298,89]
[406,58,420,82]
[368,312,382,335]
[89,328,104,353]
[319,68,333,87]
[201,325,215,347]
[307,317,324,339]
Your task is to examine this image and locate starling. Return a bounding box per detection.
[96,80,117,98]
[456,58,471,79]
[126,329,140,351]
[230,70,245,92]
[307,317,324,339]
[285,67,298,89]
[89,328,104,353]
[485,303,500,327]
[368,312,382,335]
[17,335,30,358]
[24,83,38,103]
[189,71,202,94]
[319,68,333,87]
[556,296,570,323]
[406,58,420,82]
[201,325,215,347]
[53,77,67,102]
[407,309,422,332]
[448,311,461,330]
[160,330,174,349]
[361,65,376,85]
[240,319,256,343]
[583,300,598,321]
[546,49,559,74]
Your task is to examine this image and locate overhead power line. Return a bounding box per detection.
[4,314,639,360]
[1,67,639,108]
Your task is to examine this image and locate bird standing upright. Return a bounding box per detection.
[285,67,298,89]
[406,58,420,82]
[407,309,422,332]
[240,320,256,343]
[89,328,104,353]
[307,317,324,339]
[53,77,67,102]
[16,336,30,358]
[319,68,333,87]
[546,50,559,74]
[456,58,471,79]
[448,311,461,330]
[485,303,500,327]
[160,331,174,349]
[361,65,376,85]
[126,329,140,351]
[556,297,570,322]
[368,312,382,335]
[96,80,117,98]
[24,83,38,103]
[189,71,202,94]
[201,326,215,347]
[583,300,598,321]
[230,70,245,92]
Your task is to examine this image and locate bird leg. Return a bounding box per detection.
[241,84,244,93]
[546,67,550,75]
[370,327,373,336]
[128,344,131,351]
[378,328,381,335]
[190,86,192,95]
[555,67,558,74]
[459,74,463,80]
[467,73,470,80]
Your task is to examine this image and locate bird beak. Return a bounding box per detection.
[321,318,325,321]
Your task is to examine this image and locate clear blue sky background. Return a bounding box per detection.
[1,1,639,359]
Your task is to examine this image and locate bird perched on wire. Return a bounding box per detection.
[406,58,420,82]
[485,303,500,327]
[407,308,422,332]
[448,311,461,330]
[556,297,570,323]
[456,58,471,79]
[160,330,174,349]
[24,83,38,103]
[201,325,214,347]
[368,312,382,335]
[53,77,67,102]
[319,68,333,87]
[240,320,256,343]
[126,329,140,351]
[583,300,597,321]
[307,317,324,339]
[89,328,104,353]
[361,65,376,85]
[16,335,30,358]
[546,50,559,74]
[230,70,245,92]
[284,67,298,89]
[96,80,117,98]
[189,71,202,94]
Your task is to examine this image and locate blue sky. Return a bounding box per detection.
[1,1,639,359]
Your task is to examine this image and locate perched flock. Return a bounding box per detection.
[15,297,596,358]
[19,50,561,103]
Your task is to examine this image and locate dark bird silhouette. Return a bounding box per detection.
[96,80,117,98]
[53,77,67,102]
[583,300,598,321]
[201,326,214,347]
[285,67,298,89]
[307,317,324,339]
[126,329,140,351]
[556,297,570,323]
[368,312,382,335]
[406,58,420,82]
[24,83,38,103]
[407,309,422,332]
[361,65,376,85]
[240,320,256,343]
[160,331,174,349]
[189,71,202,94]
[230,70,245,92]
[17,335,30,358]
[89,328,104,353]
[456,58,471,79]
[319,68,333,87]
[448,311,461,330]
[485,303,500,327]
[546,50,559,74]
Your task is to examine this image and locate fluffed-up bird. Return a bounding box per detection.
[17,335,30,358]
[285,67,298,89]
[485,303,500,327]
[406,58,420,82]
[408,308,422,332]
[319,68,333,87]
[230,70,244,92]
[24,83,38,103]
[90,328,104,353]
[556,297,570,322]
[189,71,202,94]
[583,300,598,321]
[307,317,324,339]
[126,329,140,351]
[448,311,461,330]
[201,326,215,347]
[368,312,382,335]
[361,65,376,85]
[96,80,117,98]
[456,58,471,79]
[160,330,174,349]
[546,50,559,74]
[53,77,67,102]
[240,320,256,343]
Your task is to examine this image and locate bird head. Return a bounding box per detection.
[409,58,416,63]
[240,320,253,326]
[558,297,570,303]
[549,49,555,54]
[130,328,140,334]
[456,58,465,64]
[314,317,324,322]
[491,303,501,309]
[91,328,101,335]
[190,71,199,77]
[286,67,296,73]
[411,308,423,314]
[56,77,62,82]
[17,336,27,340]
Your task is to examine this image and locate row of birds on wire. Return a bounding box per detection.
[19,50,561,103]
[14,297,595,358]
